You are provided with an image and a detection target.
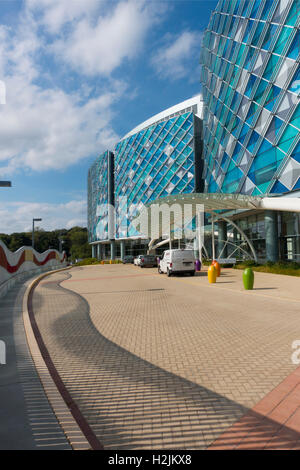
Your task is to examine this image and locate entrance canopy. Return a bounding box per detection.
[143,193,299,262]
[146,193,300,213]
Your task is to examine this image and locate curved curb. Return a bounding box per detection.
[22,267,103,451]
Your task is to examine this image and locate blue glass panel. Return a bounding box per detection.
[250,0,261,19]
[246,102,259,125]
[233,1,239,15]
[248,146,285,185]
[264,84,281,111]
[285,0,300,26]
[263,54,281,81]
[244,47,257,70]
[289,68,300,94]
[253,79,269,105]
[265,116,285,143]
[241,0,250,17]
[231,117,242,137]
[221,152,229,169]
[290,104,300,130]
[278,124,299,153]
[243,20,254,43]
[247,131,260,153]
[287,30,300,60]
[236,44,247,66]
[260,0,274,20]
[291,141,300,163]
[222,166,243,192]
[273,26,293,55]
[227,159,236,173]
[256,136,272,153]
[261,23,278,50]
[232,142,243,163]
[208,179,219,193]
[270,180,289,194]
[244,74,257,97]
[239,123,250,145]
[230,91,240,111]
[292,178,300,190]
[252,21,266,47]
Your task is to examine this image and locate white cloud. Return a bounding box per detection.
[0,74,124,172]
[0,9,125,173]
[151,31,202,80]
[0,1,167,174]
[0,199,87,234]
[51,1,165,76]
[27,0,100,34]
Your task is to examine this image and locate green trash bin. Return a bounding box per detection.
[243,267,254,290]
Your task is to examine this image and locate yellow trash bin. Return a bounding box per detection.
[208,265,217,284]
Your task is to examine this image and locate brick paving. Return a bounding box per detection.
[31,265,300,449]
[209,365,300,450]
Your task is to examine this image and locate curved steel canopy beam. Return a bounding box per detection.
[215,213,258,263]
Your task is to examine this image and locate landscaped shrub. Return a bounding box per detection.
[74,258,123,266]
[234,261,300,277]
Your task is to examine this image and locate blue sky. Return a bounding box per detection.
[0,0,218,233]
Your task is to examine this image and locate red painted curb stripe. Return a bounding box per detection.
[63,272,155,283]
[27,276,104,451]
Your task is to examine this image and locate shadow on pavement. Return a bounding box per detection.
[0,281,70,450]
[32,272,300,450]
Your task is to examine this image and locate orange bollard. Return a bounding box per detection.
[212,260,221,277]
[208,265,217,283]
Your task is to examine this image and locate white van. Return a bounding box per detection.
[158,249,195,277]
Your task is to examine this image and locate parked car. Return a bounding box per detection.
[158,249,195,276]
[134,255,144,266]
[139,255,157,268]
[123,255,134,264]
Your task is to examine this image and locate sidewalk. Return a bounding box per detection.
[0,279,70,450]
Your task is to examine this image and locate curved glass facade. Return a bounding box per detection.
[87,3,299,262]
[200,0,300,196]
[87,97,203,243]
[88,151,110,243]
[114,111,202,239]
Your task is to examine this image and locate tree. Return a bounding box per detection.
[9,233,31,252]
[0,226,91,260]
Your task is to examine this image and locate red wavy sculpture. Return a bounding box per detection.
[0,245,66,274]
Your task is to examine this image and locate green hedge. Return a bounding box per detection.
[74,258,123,266]
[234,261,300,277]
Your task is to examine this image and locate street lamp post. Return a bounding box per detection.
[58,238,65,253]
[32,218,42,249]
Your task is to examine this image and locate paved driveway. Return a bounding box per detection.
[31,265,300,449]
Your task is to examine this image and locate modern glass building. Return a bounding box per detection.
[200,0,300,261]
[88,0,299,263]
[88,96,204,259]
[88,150,114,248]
